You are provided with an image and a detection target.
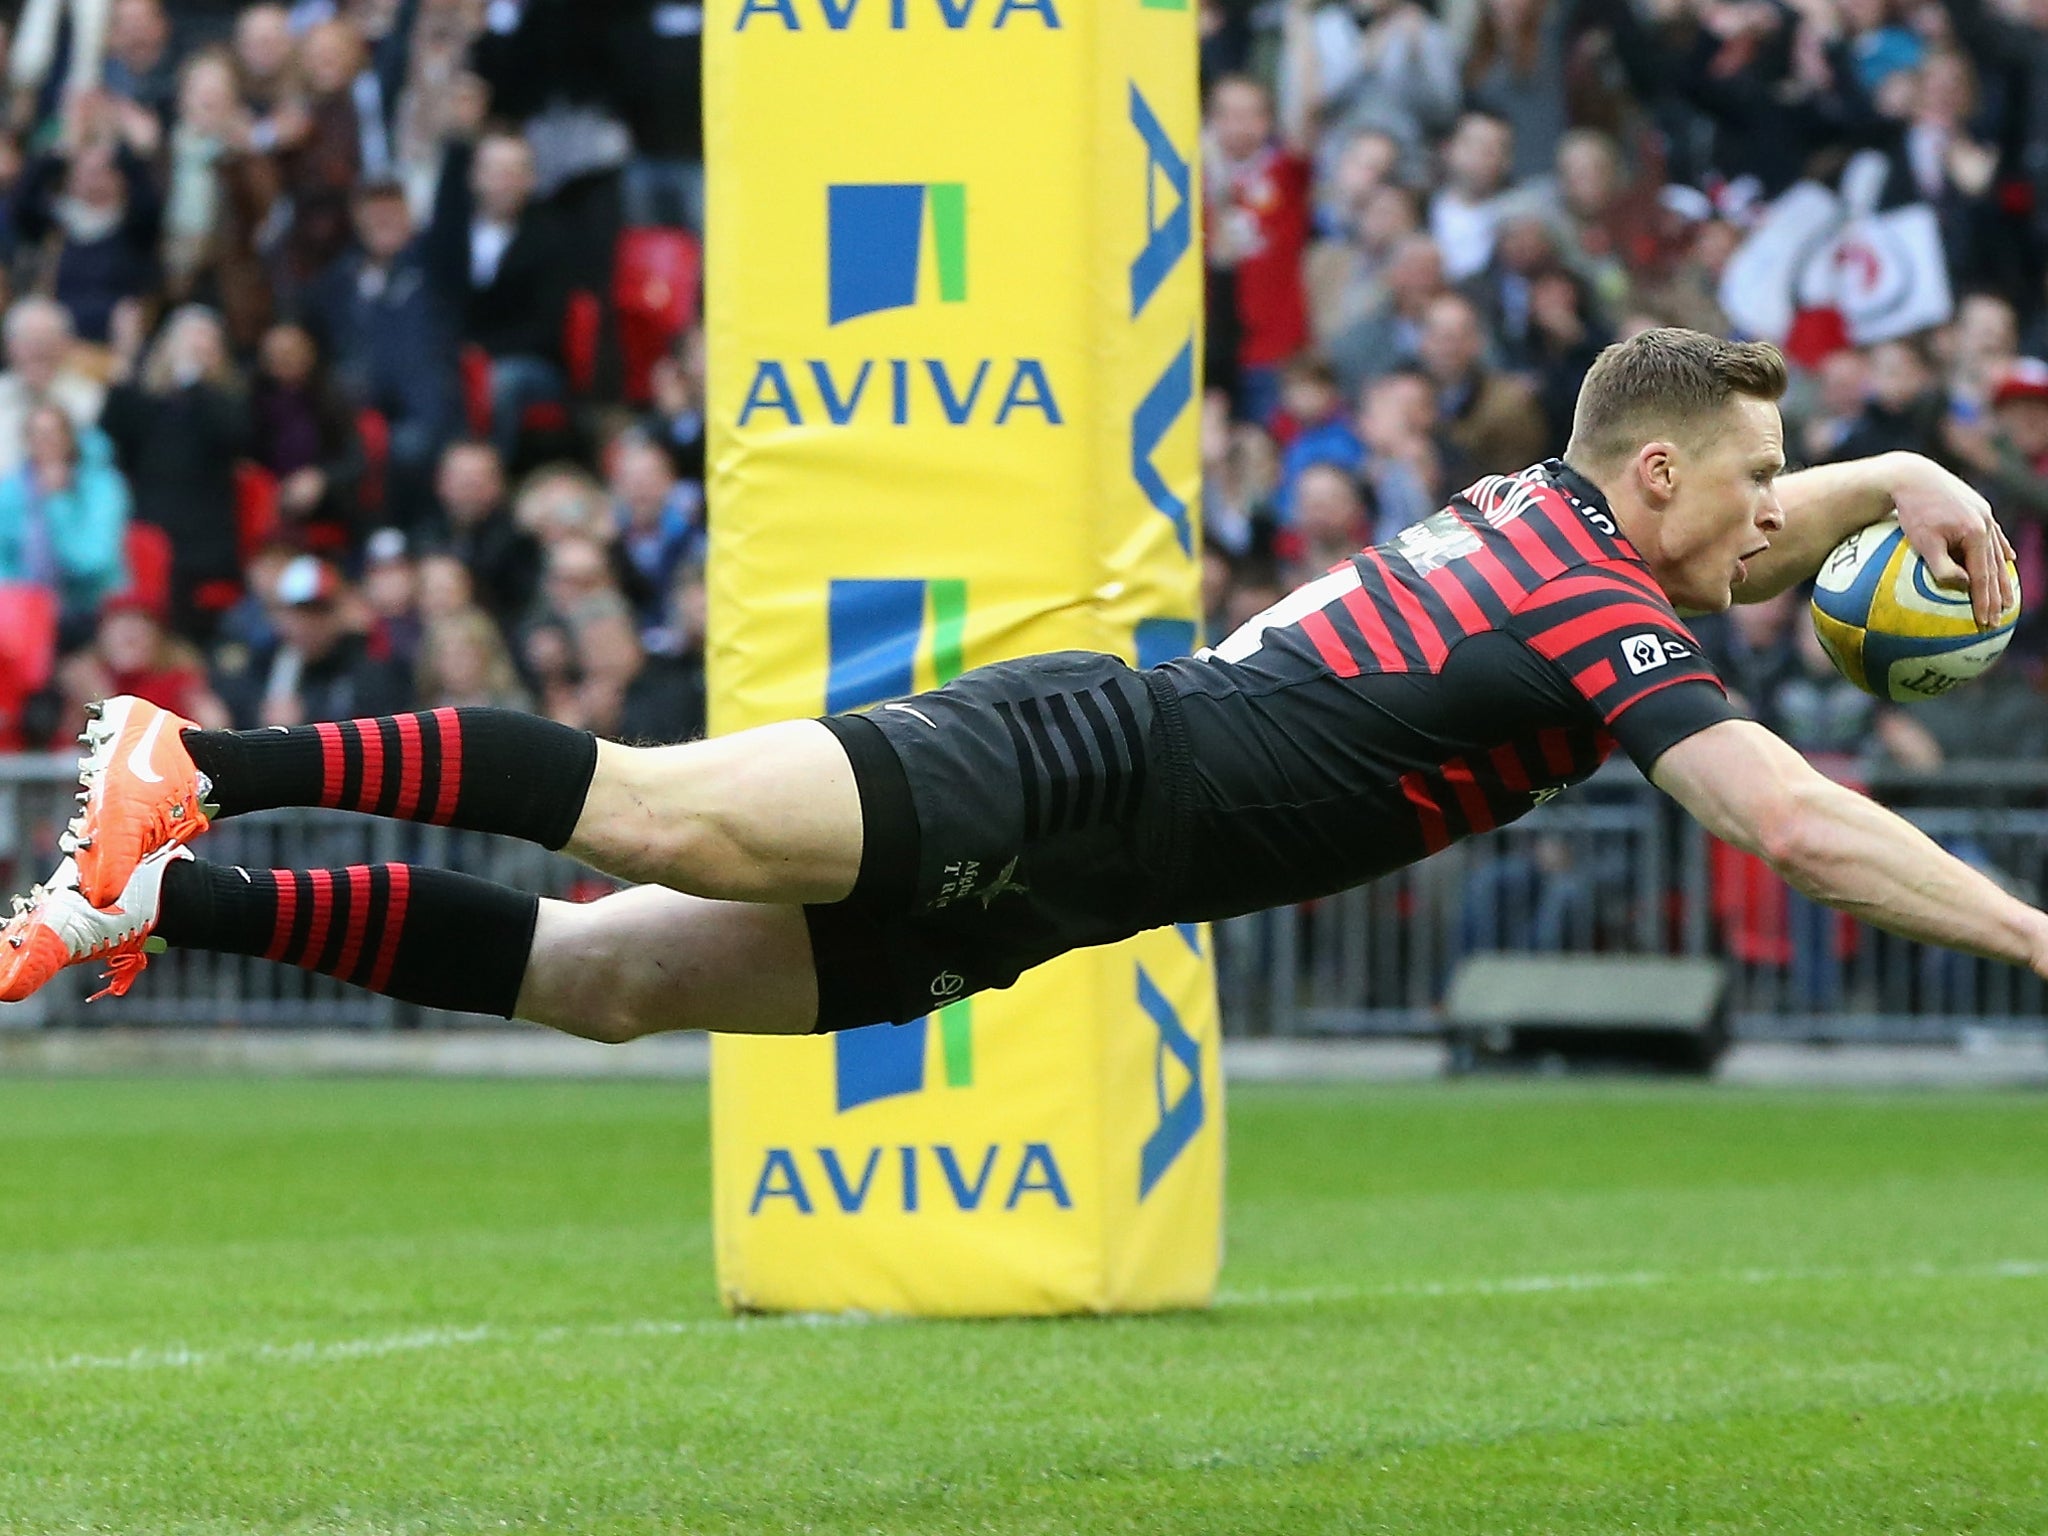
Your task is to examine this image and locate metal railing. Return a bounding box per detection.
[1218,759,2048,1043]
[0,755,2043,1042]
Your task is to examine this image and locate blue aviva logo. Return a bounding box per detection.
[829,183,968,327]
[827,576,976,1113]
[824,577,966,714]
[835,1005,975,1112]
[736,182,1063,428]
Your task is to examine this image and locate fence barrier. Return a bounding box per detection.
[0,755,2042,1043]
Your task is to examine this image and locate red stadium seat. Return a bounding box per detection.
[357,408,391,520]
[563,290,602,396]
[0,582,54,750]
[614,228,701,404]
[459,346,494,440]
[0,582,59,694]
[234,463,280,566]
[459,291,604,446]
[122,523,174,621]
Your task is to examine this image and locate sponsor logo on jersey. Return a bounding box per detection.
[1620,631,1689,675]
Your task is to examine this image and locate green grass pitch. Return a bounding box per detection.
[1,1076,2045,1534]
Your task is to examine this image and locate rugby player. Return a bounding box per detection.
[3,328,2039,1030]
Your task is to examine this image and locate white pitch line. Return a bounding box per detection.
[1214,1257,2048,1309]
[16,1259,2047,1378]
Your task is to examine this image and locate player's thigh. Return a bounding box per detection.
[519,885,820,1039]
[573,720,864,902]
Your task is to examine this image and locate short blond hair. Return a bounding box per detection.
[1565,327,1787,469]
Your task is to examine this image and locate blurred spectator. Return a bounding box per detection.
[1521,267,1614,445]
[212,539,292,662]
[1272,356,1361,510]
[1461,210,1574,370]
[416,604,530,711]
[0,297,105,478]
[424,438,538,629]
[416,547,477,624]
[56,594,230,740]
[610,0,706,232]
[1428,112,1516,284]
[1946,356,2048,656]
[359,524,420,668]
[1358,367,1461,540]
[570,587,701,745]
[1286,461,1371,577]
[1462,0,1572,182]
[306,178,459,525]
[608,432,702,638]
[1309,125,1402,242]
[1201,540,1239,643]
[228,552,413,727]
[541,531,619,633]
[1305,180,1421,347]
[1881,48,2003,293]
[9,0,107,110]
[1200,0,1253,86]
[1794,345,1874,463]
[1198,387,1275,557]
[1326,232,1446,397]
[425,103,570,460]
[1281,0,1458,188]
[161,49,278,349]
[627,561,706,738]
[1941,291,2019,421]
[100,303,251,636]
[1415,291,1549,476]
[1546,130,1645,313]
[640,324,706,489]
[513,460,612,547]
[277,18,376,284]
[1599,0,1877,197]
[1827,336,1948,461]
[0,401,128,635]
[13,90,163,343]
[519,612,581,725]
[1205,73,1312,424]
[102,0,181,126]
[232,3,298,123]
[251,320,361,553]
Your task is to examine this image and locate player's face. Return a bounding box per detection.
[1653,396,1786,612]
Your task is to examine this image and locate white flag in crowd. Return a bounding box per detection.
[1721,152,1954,349]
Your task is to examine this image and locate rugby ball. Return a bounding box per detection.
[1810,514,2022,703]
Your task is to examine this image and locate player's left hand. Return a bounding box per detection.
[1889,453,2016,630]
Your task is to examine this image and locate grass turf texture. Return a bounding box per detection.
[0,1080,2045,1533]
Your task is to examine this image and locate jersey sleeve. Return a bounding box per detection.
[1510,562,1741,769]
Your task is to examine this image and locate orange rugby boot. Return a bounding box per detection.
[0,846,189,1004]
[64,695,216,909]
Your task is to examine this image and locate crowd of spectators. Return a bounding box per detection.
[0,0,707,752]
[0,0,2043,783]
[1201,0,2048,765]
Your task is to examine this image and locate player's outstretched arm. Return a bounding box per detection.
[1652,720,2048,975]
[1733,452,2016,628]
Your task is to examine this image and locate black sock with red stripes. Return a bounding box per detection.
[155,857,540,1016]
[182,709,600,851]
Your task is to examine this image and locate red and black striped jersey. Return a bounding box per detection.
[1151,459,1738,918]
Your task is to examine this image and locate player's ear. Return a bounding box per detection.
[1634,441,1679,507]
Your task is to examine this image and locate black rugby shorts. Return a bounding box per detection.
[802,651,1190,1031]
